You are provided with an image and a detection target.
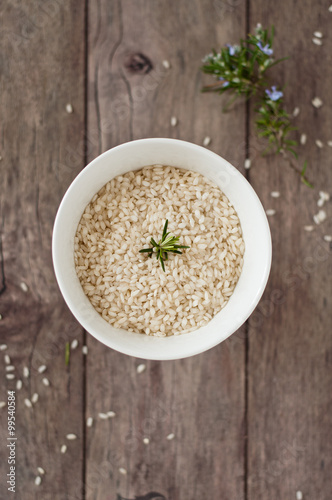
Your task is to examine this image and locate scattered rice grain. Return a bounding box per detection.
[98,412,109,419]
[0,344,7,351]
[38,365,47,374]
[266,209,276,216]
[244,158,251,169]
[24,398,32,408]
[119,467,127,475]
[136,363,146,374]
[313,210,326,225]
[319,191,330,201]
[20,282,28,292]
[162,60,170,69]
[166,433,175,440]
[203,136,211,147]
[87,417,93,427]
[170,116,178,127]
[31,393,39,404]
[42,377,50,387]
[300,134,307,145]
[16,380,22,390]
[60,444,67,454]
[71,339,78,349]
[23,366,29,378]
[312,97,323,108]
[66,103,73,114]
[37,467,45,475]
[4,354,10,364]
[312,37,322,45]
[66,433,77,440]
[143,437,150,444]
[35,476,42,486]
[82,345,88,355]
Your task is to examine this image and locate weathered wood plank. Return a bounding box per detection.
[247,1,332,498]
[86,1,247,499]
[0,1,85,499]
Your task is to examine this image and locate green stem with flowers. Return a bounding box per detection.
[201,25,312,187]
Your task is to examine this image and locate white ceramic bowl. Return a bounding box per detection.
[52,138,272,360]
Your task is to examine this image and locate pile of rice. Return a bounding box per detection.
[74,165,245,337]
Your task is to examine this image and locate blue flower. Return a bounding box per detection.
[257,41,273,56]
[218,78,229,87]
[265,86,283,101]
[226,44,236,56]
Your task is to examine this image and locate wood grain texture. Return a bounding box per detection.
[1,0,332,499]
[247,1,332,498]
[85,1,247,499]
[0,1,86,499]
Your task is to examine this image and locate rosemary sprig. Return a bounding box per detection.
[65,342,70,366]
[201,24,312,187]
[201,25,287,107]
[139,219,190,271]
[255,95,313,187]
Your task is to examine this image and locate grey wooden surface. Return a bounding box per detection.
[0,1,331,499]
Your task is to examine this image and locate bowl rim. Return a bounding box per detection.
[52,138,272,360]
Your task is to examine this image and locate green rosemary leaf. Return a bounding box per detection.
[161,235,176,246]
[301,162,313,187]
[162,219,168,239]
[287,148,298,159]
[139,220,190,271]
[65,342,70,366]
[301,177,314,188]
[300,160,313,187]
[264,56,289,71]
[301,160,308,176]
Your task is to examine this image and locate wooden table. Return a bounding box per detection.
[1,1,331,499]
